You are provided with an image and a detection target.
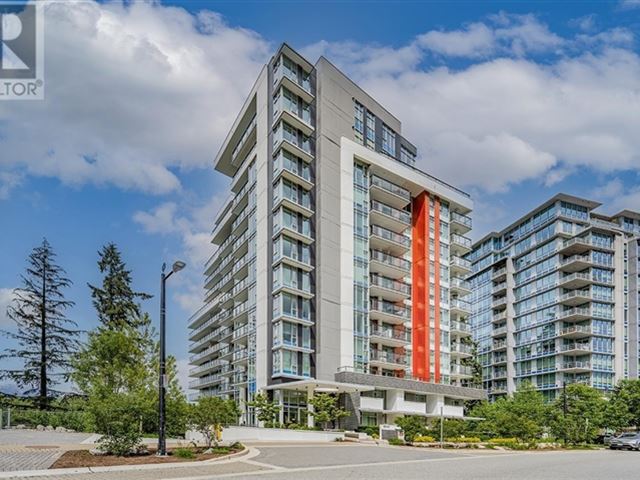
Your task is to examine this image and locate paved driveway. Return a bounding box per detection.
[0,430,95,447]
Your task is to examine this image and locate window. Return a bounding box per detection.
[381,124,396,157]
[404,392,427,403]
[400,146,415,166]
[354,102,365,144]
[366,111,376,146]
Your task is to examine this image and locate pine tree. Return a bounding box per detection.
[0,239,79,409]
[88,243,152,329]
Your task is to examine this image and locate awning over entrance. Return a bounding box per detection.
[264,379,374,394]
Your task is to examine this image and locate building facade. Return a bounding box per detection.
[468,194,640,401]
[188,44,484,428]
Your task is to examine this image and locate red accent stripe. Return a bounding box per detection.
[411,192,430,381]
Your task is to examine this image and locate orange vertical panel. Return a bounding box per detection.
[433,198,441,383]
[412,192,430,381]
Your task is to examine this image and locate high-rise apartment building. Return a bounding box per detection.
[188,44,484,428]
[468,194,640,401]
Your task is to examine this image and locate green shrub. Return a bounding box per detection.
[97,431,143,457]
[173,447,195,459]
[388,437,405,446]
[413,435,436,443]
[395,416,427,442]
[357,425,379,437]
[445,436,481,443]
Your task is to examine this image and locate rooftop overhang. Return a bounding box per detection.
[274,43,315,74]
[264,379,374,394]
[340,137,472,214]
[213,68,264,177]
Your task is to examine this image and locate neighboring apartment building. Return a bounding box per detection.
[188,43,485,429]
[468,194,640,401]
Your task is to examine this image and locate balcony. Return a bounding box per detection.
[450,343,473,357]
[450,211,472,234]
[273,121,314,163]
[370,273,411,301]
[370,200,411,233]
[560,254,592,273]
[492,296,508,309]
[493,281,507,295]
[450,298,472,315]
[370,225,411,256]
[450,233,473,255]
[370,175,410,209]
[370,249,410,278]
[273,182,313,217]
[559,272,592,289]
[561,343,592,355]
[492,267,507,281]
[493,339,507,351]
[560,361,592,373]
[273,89,314,136]
[369,349,409,369]
[492,310,507,323]
[559,290,592,306]
[450,256,472,276]
[558,325,593,339]
[450,364,474,378]
[231,115,257,166]
[450,320,472,336]
[369,327,412,347]
[273,56,313,102]
[557,307,591,322]
[450,277,471,295]
[370,298,411,325]
[273,151,314,190]
[491,326,508,337]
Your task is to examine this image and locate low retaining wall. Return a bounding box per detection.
[186,426,344,443]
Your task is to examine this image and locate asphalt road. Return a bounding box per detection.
[1,441,638,479]
[233,444,639,480]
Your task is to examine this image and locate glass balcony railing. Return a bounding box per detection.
[370,225,411,247]
[370,273,411,295]
[370,200,411,224]
[369,349,409,366]
[370,327,411,343]
[450,277,471,291]
[451,233,472,249]
[451,211,472,228]
[274,57,312,94]
[273,122,313,155]
[370,175,410,201]
[273,151,313,184]
[450,320,472,333]
[451,298,472,312]
[231,115,257,161]
[273,91,313,126]
[451,256,472,271]
[370,298,411,319]
[370,249,411,271]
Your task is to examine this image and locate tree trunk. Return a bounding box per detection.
[39,262,47,411]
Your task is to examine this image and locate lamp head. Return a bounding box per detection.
[172,260,186,273]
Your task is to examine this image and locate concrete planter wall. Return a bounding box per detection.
[186,426,344,443]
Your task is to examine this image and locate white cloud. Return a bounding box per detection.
[619,0,640,10]
[0,1,270,194]
[569,14,596,32]
[133,192,225,313]
[0,172,22,199]
[593,178,625,199]
[418,23,495,58]
[0,288,17,327]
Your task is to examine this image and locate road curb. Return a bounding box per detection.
[0,445,250,478]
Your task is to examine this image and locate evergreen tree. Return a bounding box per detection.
[0,239,79,409]
[88,243,151,329]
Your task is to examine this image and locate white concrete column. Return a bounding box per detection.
[307,388,315,428]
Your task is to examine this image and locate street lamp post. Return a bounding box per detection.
[158,260,186,457]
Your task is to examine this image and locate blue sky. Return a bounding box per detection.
[1,0,640,392]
